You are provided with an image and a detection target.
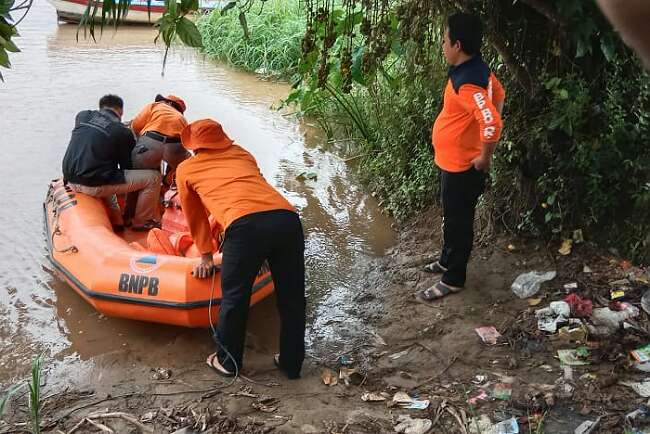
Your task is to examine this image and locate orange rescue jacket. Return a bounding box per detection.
[131,102,188,138]
[432,56,505,172]
[176,138,295,255]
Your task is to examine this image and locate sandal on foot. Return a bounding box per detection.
[422,261,447,274]
[131,220,161,232]
[274,354,300,380]
[206,353,234,378]
[416,281,463,303]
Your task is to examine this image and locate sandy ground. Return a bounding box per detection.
[2,206,649,434]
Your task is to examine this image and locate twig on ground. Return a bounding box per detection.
[64,417,86,434]
[239,375,280,388]
[445,406,468,434]
[48,385,234,426]
[414,355,459,389]
[87,411,152,433]
[84,417,114,433]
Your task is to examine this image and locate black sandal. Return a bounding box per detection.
[206,353,235,378]
[416,281,463,303]
[423,261,447,274]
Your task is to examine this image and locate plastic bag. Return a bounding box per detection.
[511,271,557,298]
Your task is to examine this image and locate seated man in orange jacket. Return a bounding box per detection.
[177,119,305,379]
[419,13,504,301]
[130,94,190,171]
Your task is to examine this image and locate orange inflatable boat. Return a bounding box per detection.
[43,179,275,328]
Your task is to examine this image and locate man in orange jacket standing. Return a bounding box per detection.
[419,13,504,301]
[177,119,305,379]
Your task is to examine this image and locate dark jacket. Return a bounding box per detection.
[62,109,136,186]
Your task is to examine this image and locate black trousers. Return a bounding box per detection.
[438,167,486,287]
[216,210,306,377]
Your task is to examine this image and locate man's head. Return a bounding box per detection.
[155,94,187,114]
[443,13,483,65]
[99,94,124,119]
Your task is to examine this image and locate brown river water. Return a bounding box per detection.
[0,2,394,388]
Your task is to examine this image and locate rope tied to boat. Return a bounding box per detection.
[51,225,78,254]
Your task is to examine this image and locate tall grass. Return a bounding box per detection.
[197,0,305,78]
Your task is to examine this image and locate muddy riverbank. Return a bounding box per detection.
[3,205,648,433]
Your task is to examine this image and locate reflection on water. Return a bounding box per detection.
[0,1,394,386]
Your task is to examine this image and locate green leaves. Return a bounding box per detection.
[0,0,14,19]
[176,16,202,47]
[0,5,19,81]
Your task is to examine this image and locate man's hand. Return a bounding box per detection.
[193,253,216,279]
[471,154,492,172]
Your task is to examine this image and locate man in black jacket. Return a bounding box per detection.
[62,95,162,231]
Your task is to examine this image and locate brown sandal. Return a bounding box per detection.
[422,261,447,274]
[206,353,234,377]
[416,281,463,302]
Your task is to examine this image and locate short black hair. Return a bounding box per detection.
[99,94,124,110]
[447,13,483,56]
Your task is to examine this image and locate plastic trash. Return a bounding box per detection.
[512,271,557,298]
[535,301,570,333]
[626,405,650,425]
[394,415,432,434]
[642,290,650,315]
[361,391,387,402]
[557,348,590,366]
[490,383,513,400]
[391,392,430,410]
[558,320,588,342]
[588,304,639,336]
[620,379,650,397]
[574,418,600,434]
[494,417,519,434]
[475,326,502,345]
[564,294,593,317]
[469,415,493,434]
[631,344,650,363]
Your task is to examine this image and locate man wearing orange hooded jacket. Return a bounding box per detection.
[176,119,305,379]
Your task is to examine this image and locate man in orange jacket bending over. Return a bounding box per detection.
[419,13,504,301]
[131,94,190,171]
[177,119,305,379]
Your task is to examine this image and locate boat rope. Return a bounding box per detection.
[208,267,240,381]
[51,225,78,254]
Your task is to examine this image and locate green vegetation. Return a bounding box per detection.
[202,0,650,261]
[198,0,304,78]
[0,354,44,434]
[28,354,43,434]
